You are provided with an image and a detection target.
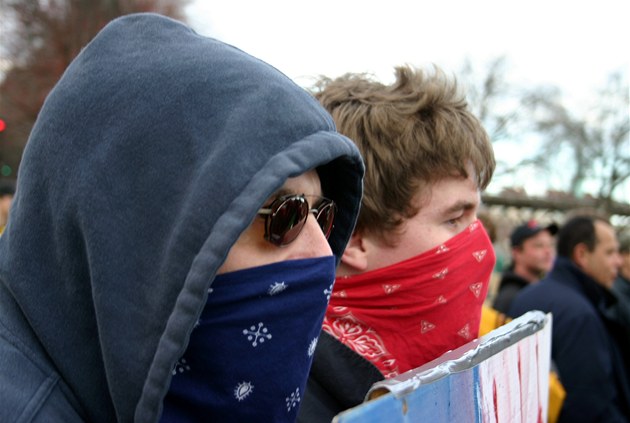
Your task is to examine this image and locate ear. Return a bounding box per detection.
[511,246,522,260]
[572,243,589,268]
[339,231,369,273]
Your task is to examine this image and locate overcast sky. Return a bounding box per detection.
[184,1,629,198]
[185,0,627,103]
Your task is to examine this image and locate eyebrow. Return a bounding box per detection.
[440,199,478,215]
[260,188,293,208]
[271,188,294,198]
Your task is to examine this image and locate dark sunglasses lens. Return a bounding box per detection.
[268,197,309,246]
[316,201,336,239]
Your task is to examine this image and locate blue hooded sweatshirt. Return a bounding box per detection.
[0,14,363,423]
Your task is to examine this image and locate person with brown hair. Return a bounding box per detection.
[298,65,497,421]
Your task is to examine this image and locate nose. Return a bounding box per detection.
[291,214,333,258]
[614,252,623,269]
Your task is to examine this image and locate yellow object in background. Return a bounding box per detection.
[547,370,566,423]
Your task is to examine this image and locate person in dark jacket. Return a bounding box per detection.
[614,231,630,308]
[493,220,557,313]
[298,66,497,422]
[0,179,15,235]
[0,14,364,423]
[611,231,630,339]
[509,215,630,423]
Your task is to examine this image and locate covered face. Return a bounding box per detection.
[0,14,363,423]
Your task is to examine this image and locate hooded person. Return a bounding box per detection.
[0,13,363,423]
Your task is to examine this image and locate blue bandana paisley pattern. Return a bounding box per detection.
[161,255,336,422]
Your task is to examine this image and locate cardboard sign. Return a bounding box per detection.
[334,311,552,423]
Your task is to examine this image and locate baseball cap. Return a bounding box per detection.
[510,220,559,247]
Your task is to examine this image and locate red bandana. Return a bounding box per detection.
[323,220,495,377]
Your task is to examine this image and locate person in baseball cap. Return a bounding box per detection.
[510,220,559,248]
[493,220,558,313]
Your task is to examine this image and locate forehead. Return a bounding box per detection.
[272,169,322,197]
[594,221,618,249]
[524,230,553,243]
[420,173,480,212]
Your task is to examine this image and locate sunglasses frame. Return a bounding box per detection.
[257,194,336,247]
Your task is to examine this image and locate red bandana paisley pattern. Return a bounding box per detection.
[322,220,495,377]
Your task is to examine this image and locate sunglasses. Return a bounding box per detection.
[257,194,337,246]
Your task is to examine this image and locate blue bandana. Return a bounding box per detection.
[161,255,336,422]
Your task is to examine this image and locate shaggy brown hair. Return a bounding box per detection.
[313,65,495,242]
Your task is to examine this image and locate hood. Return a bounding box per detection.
[0,13,363,422]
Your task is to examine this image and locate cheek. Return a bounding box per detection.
[594,255,615,281]
[399,226,446,257]
[217,223,268,274]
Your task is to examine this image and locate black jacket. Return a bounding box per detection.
[614,274,630,304]
[297,331,384,422]
[509,257,630,423]
[493,271,529,314]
